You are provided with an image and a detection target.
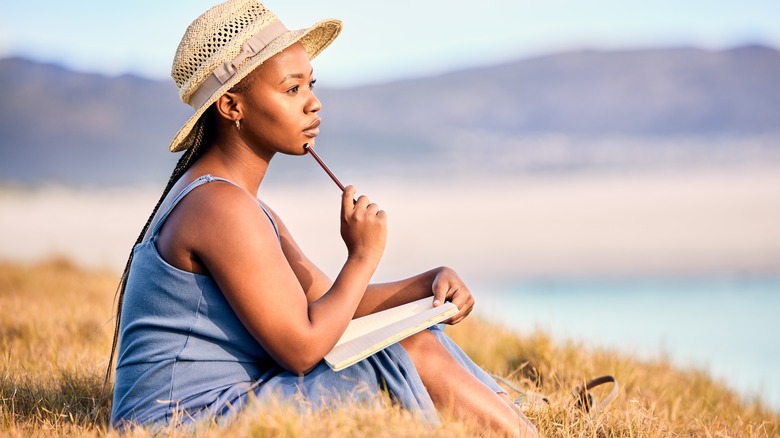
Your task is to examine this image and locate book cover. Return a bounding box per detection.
[324,297,459,371]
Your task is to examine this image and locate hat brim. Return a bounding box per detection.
[169,18,342,153]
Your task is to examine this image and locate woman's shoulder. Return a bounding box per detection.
[155,174,278,273]
[167,175,266,235]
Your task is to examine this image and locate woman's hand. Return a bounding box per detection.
[340,185,387,264]
[431,267,474,325]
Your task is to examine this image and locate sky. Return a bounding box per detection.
[1,0,779,87]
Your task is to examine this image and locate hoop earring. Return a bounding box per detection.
[235,119,241,130]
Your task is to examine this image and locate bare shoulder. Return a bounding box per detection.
[182,180,259,220]
[156,180,279,273]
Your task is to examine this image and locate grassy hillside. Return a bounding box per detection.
[1,259,777,436]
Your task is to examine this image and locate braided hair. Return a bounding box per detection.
[104,109,215,385]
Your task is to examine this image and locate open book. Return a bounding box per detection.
[324,297,459,371]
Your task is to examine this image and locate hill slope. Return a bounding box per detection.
[1,259,778,436]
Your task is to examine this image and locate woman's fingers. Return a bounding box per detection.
[432,268,475,325]
[446,288,475,324]
[340,186,387,261]
[342,185,357,212]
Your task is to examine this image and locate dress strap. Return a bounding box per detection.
[149,174,236,238]
[258,203,281,241]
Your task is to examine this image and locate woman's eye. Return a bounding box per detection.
[309,79,317,89]
[287,85,299,94]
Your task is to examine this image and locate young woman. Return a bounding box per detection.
[108,1,537,436]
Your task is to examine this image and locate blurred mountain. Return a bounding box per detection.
[0,57,183,185]
[1,45,779,186]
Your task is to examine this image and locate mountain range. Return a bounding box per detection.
[1,44,779,186]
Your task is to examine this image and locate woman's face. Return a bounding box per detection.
[237,42,321,156]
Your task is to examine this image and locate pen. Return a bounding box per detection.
[303,143,346,192]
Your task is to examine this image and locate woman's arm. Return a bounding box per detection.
[356,267,475,325]
[264,196,475,328]
[173,184,385,374]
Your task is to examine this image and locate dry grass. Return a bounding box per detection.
[1,259,777,437]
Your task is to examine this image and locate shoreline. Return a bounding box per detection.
[1,164,779,280]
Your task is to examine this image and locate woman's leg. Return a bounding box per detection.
[400,330,538,437]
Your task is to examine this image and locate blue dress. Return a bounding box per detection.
[110,174,503,430]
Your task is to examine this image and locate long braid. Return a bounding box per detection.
[104,119,209,386]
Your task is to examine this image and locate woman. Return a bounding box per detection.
[108,1,537,436]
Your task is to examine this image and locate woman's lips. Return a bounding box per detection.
[303,118,320,137]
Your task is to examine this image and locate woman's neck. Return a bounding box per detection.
[192,140,272,196]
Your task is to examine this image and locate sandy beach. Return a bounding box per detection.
[1,165,778,283]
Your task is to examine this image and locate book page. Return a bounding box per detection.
[335,297,444,347]
[325,299,458,371]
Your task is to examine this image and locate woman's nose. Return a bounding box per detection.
[307,92,321,113]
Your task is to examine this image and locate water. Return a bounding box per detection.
[475,277,780,411]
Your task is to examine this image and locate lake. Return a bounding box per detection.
[475,277,780,411]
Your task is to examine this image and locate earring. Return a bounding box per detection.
[235,119,241,130]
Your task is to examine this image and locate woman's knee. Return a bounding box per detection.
[400,330,458,379]
[399,329,440,356]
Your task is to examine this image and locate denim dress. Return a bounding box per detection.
[110,174,503,430]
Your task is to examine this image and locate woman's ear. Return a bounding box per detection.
[214,91,242,123]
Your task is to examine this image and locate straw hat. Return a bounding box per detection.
[169,0,342,152]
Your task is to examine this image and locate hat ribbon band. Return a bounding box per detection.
[188,20,289,109]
